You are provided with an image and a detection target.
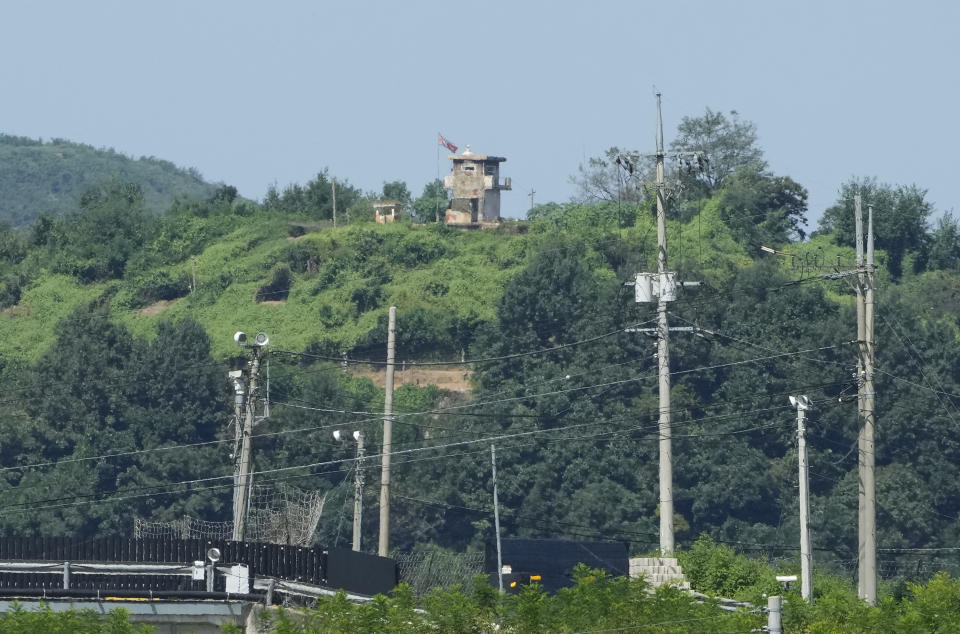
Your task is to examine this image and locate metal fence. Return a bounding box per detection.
[0,537,324,592]
[395,550,485,597]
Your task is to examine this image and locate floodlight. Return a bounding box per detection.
[333,430,343,442]
[789,396,798,408]
[206,547,221,562]
[234,331,247,344]
[353,430,361,441]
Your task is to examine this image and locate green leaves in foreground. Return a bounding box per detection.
[256,569,760,633]
[0,603,150,634]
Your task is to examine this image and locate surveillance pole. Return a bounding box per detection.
[233,345,263,542]
[792,395,813,603]
[378,306,397,557]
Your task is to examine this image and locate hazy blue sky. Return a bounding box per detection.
[2,1,957,227]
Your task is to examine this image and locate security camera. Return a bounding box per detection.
[255,332,270,347]
[234,331,247,344]
[206,547,221,563]
[776,574,797,590]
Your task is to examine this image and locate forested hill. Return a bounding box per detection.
[0,134,218,227]
[3,111,960,592]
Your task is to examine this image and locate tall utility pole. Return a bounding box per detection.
[791,394,813,603]
[629,93,704,555]
[232,335,267,542]
[353,431,365,552]
[856,196,877,604]
[653,93,674,555]
[491,444,504,593]
[378,306,397,557]
[528,187,535,213]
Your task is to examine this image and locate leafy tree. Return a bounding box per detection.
[411,179,447,223]
[264,169,362,221]
[925,212,960,271]
[670,107,766,195]
[0,307,230,536]
[717,167,808,244]
[381,181,412,207]
[570,147,645,204]
[819,177,932,278]
[28,182,155,282]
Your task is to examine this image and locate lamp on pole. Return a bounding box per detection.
[334,429,365,551]
[231,331,269,542]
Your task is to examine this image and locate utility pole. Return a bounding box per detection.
[856,196,877,604]
[378,306,397,557]
[491,444,504,593]
[232,333,268,542]
[629,93,705,556]
[791,395,813,603]
[653,93,674,555]
[332,177,337,227]
[528,187,535,213]
[353,431,365,552]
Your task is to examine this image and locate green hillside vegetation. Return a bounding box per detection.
[3,113,960,617]
[0,133,218,227]
[246,539,960,633]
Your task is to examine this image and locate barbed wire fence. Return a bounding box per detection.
[134,483,327,546]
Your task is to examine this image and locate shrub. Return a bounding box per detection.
[255,264,292,302]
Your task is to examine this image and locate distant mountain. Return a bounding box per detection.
[0,134,219,227]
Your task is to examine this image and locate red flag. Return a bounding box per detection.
[438,133,458,153]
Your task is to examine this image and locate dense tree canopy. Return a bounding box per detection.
[819,177,933,278]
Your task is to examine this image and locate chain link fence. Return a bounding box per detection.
[394,550,486,597]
